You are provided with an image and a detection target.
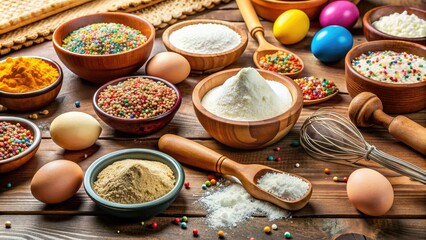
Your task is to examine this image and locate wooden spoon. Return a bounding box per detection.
[158,134,313,211]
[235,0,304,77]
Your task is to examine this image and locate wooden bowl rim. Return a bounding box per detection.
[363,5,426,41]
[162,19,248,58]
[52,12,156,58]
[345,40,426,88]
[192,68,303,126]
[0,56,63,97]
[0,116,41,165]
[93,75,182,123]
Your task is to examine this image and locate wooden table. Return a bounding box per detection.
[1,1,425,239]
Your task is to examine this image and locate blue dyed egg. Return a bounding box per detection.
[311,26,353,63]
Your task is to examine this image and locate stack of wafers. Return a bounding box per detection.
[0,0,231,55]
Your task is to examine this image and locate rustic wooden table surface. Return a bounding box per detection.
[1,1,425,239]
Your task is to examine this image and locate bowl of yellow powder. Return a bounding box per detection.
[83,148,184,218]
[0,56,63,111]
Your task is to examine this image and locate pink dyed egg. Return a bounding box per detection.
[319,1,359,29]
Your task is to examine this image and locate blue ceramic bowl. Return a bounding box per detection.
[84,148,184,218]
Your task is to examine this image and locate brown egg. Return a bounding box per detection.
[346,168,394,216]
[146,52,191,84]
[31,160,83,204]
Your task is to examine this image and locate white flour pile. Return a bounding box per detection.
[197,181,291,228]
[201,67,293,121]
[257,172,309,201]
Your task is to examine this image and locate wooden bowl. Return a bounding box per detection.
[0,56,63,111]
[52,13,155,84]
[93,76,182,135]
[0,117,41,173]
[363,6,426,45]
[251,0,328,21]
[192,68,303,149]
[162,19,248,74]
[345,40,426,114]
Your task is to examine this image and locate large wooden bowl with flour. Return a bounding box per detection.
[192,68,303,149]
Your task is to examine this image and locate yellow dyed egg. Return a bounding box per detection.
[146,52,191,84]
[31,160,83,204]
[273,9,310,45]
[50,111,102,150]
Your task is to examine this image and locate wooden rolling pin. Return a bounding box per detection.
[349,92,426,155]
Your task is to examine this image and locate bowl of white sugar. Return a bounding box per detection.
[363,5,426,45]
[192,67,303,149]
[162,19,248,74]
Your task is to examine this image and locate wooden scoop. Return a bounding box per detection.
[158,134,313,211]
[349,92,426,155]
[235,0,304,77]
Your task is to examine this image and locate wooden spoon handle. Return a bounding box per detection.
[235,0,264,38]
[158,134,236,173]
[388,115,426,155]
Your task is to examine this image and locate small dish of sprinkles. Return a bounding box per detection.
[62,23,147,55]
[0,121,34,160]
[96,77,178,119]
[293,76,338,105]
[351,50,426,84]
[259,51,302,74]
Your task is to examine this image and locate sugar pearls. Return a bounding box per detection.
[96,77,178,119]
[0,121,34,160]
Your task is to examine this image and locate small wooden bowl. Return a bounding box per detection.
[0,56,63,111]
[363,5,426,45]
[0,117,41,173]
[345,40,426,114]
[193,68,303,149]
[93,76,182,135]
[251,0,328,21]
[52,13,155,84]
[162,19,248,74]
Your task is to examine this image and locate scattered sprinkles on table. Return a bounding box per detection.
[259,51,302,74]
[5,221,11,228]
[293,76,338,101]
[0,121,34,160]
[351,50,426,84]
[97,77,177,119]
[62,23,147,55]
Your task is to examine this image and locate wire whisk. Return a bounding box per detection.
[300,111,426,184]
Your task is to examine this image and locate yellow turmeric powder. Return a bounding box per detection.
[0,57,59,93]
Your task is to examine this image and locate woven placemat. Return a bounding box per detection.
[0,0,231,56]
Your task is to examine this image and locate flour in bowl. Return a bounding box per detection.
[201,68,293,121]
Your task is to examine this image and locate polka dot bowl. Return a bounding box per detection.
[0,116,41,173]
[92,75,182,135]
[345,40,426,114]
[52,12,155,84]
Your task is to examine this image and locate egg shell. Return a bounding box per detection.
[31,160,83,204]
[319,1,359,29]
[50,111,102,150]
[273,9,310,45]
[146,52,191,84]
[311,25,353,63]
[346,168,394,216]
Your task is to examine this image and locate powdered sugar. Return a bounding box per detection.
[257,172,309,201]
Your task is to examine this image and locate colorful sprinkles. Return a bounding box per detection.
[62,23,147,55]
[97,77,177,119]
[351,50,426,84]
[259,51,302,74]
[0,121,34,160]
[293,76,338,101]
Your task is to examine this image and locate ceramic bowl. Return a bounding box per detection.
[0,56,63,111]
[345,40,426,114]
[92,75,182,135]
[0,117,41,173]
[251,0,328,22]
[84,148,184,218]
[192,68,303,149]
[52,12,155,84]
[363,5,426,45]
[162,19,248,74]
